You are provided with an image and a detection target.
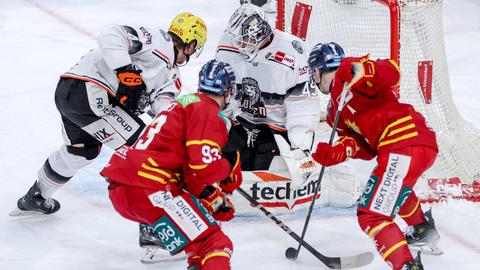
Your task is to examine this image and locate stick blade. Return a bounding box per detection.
[335,251,375,269]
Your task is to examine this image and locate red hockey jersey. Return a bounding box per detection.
[100,93,231,196]
[326,56,438,159]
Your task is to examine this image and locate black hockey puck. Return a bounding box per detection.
[285,247,298,260]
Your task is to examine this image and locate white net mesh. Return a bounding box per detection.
[278,0,480,198]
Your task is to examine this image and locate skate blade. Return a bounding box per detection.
[140,247,186,264]
[8,207,50,217]
[409,244,444,256]
[140,254,186,264]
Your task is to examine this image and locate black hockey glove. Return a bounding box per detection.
[115,64,145,112]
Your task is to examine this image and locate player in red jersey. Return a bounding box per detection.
[100,60,242,270]
[308,42,442,270]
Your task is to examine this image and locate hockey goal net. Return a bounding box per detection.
[275,0,480,202]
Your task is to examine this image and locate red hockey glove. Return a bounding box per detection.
[116,64,145,111]
[337,55,376,96]
[199,186,235,222]
[312,136,358,167]
[220,151,243,194]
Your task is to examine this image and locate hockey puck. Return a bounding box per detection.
[285,247,298,260]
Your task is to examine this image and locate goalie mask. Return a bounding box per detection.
[227,3,272,62]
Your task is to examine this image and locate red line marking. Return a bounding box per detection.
[26,0,96,40]
[438,224,480,256]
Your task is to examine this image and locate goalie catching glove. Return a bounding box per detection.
[312,136,358,167]
[199,185,235,222]
[115,64,146,111]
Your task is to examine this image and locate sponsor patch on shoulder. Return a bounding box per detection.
[176,93,200,107]
[267,51,296,69]
[291,40,304,54]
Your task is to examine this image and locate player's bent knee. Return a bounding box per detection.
[66,145,101,160]
[357,210,393,235]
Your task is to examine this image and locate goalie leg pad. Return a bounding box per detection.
[321,163,361,207]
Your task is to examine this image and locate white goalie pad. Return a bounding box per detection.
[231,121,364,216]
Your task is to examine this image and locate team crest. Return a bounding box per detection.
[237,77,267,118]
[291,40,304,54]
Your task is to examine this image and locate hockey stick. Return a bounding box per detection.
[236,187,373,269]
[286,83,350,260]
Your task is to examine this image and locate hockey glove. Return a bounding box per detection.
[199,185,235,222]
[337,55,376,95]
[220,151,243,194]
[115,64,145,112]
[312,136,358,167]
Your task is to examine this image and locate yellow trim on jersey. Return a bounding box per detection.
[141,163,173,179]
[398,200,420,219]
[382,240,408,260]
[379,116,413,142]
[137,171,166,184]
[201,251,231,265]
[378,132,418,147]
[147,157,159,167]
[189,163,208,170]
[387,123,416,137]
[186,139,221,149]
[368,221,394,238]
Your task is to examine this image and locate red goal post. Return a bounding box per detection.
[274,0,480,202]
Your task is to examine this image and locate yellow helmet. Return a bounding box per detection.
[168,12,207,57]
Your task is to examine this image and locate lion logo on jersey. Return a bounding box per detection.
[237,77,267,118]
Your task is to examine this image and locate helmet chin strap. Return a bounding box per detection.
[174,43,195,67]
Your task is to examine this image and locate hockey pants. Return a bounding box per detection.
[109,183,233,270]
[356,146,437,270]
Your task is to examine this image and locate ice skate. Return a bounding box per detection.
[139,223,186,264]
[9,182,60,216]
[404,209,443,255]
[401,252,424,270]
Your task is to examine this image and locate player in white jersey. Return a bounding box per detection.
[216,3,321,174]
[11,12,206,264]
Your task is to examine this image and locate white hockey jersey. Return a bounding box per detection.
[215,29,321,150]
[62,24,181,115]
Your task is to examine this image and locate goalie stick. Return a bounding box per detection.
[235,187,374,269]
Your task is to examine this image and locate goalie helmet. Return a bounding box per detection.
[168,12,207,58]
[308,42,345,73]
[227,3,272,61]
[198,60,236,96]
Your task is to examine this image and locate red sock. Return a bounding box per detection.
[397,191,426,226]
[202,253,230,270]
[358,212,413,270]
